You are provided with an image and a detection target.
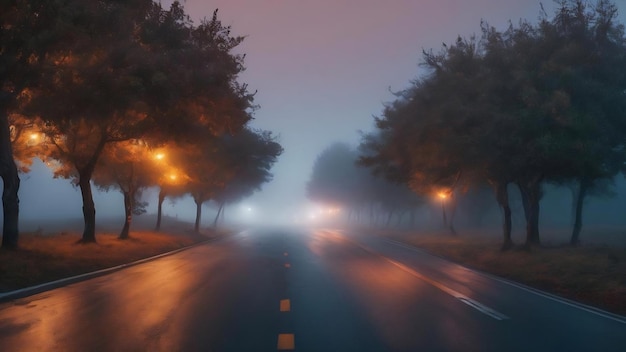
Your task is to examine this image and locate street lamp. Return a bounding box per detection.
[437,191,448,226]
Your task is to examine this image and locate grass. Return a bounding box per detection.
[377,229,626,316]
[0,229,219,293]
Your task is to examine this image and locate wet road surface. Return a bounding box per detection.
[0,228,624,351]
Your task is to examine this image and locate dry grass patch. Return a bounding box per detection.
[0,230,214,292]
[381,231,626,316]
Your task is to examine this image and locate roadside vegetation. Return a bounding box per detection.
[0,0,282,249]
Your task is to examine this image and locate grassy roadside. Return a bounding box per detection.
[0,229,221,293]
[377,230,626,316]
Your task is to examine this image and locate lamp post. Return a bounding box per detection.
[437,192,448,226]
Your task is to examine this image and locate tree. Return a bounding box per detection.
[534,0,626,245]
[307,143,364,211]
[309,142,421,227]
[0,0,59,248]
[152,146,189,232]
[22,0,157,243]
[211,129,282,227]
[92,140,160,239]
[361,36,494,236]
[8,114,45,173]
[357,132,424,228]
[25,1,253,243]
[183,137,236,233]
[362,0,626,249]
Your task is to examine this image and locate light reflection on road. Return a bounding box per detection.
[308,229,489,351]
[0,245,231,351]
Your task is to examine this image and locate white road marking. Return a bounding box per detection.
[336,235,508,320]
[384,258,509,320]
[382,238,626,324]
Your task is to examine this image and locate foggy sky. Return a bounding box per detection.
[14,0,626,227]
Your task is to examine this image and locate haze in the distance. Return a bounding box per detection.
[11,0,626,229]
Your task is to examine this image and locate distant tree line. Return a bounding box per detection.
[307,142,423,227]
[1,0,282,248]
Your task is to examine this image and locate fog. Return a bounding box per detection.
[4,0,626,241]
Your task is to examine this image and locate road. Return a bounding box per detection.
[0,228,624,351]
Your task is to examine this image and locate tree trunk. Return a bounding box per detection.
[119,190,132,239]
[517,185,534,248]
[527,186,541,246]
[78,173,97,243]
[213,202,224,228]
[495,181,513,251]
[570,178,589,246]
[567,182,579,227]
[119,163,135,240]
[76,136,106,243]
[0,107,20,249]
[517,179,542,248]
[155,188,166,231]
[194,198,202,233]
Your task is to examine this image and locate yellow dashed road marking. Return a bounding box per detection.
[277,334,295,350]
[280,299,291,312]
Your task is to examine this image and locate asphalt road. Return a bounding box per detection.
[0,228,624,351]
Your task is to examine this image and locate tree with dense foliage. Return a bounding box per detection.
[181,137,235,233]
[152,145,189,232]
[8,114,45,173]
[0,0,59,248]
[533,0,626,245]
[22,1,253,243]
[211,129,283,227]
[360,36,494,235]
[92,140,159,239]
[21,0,156,243]
[362,0,626,248]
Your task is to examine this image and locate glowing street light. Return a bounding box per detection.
[26,132,42,146]
[155,153,165,161]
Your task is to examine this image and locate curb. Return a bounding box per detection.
[0,232,231,303]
